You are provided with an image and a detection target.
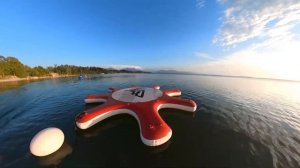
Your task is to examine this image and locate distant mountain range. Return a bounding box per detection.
[107,67,149,73]
[154,69,194,74]
[107,67,192,74]
[120,67,146,72]
[112,68,194,74]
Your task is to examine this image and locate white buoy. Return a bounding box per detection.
[30,127,64,157]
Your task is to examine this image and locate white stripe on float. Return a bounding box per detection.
[157,103,197,112]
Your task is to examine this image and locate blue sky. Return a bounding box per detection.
[0,0,221,67]
[1,0,300,80]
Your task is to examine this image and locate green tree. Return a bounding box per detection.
[0,55,6,78]
[5,56,28,77]
[30,66,49,77]
[0,55,137,79]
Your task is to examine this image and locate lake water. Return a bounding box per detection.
[1,74,300,168]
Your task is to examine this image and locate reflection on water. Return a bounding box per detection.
[0,80,32,92]
[76,114,171,154]
[0,74,300,167]
[39,140,73,166]
[75,114,130,139]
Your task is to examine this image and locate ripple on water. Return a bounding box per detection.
[1,74,300,167]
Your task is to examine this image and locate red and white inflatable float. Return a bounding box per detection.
[76,85,197,146]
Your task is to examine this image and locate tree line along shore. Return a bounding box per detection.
[0,55,136,82]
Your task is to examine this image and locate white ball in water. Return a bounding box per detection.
[30,127,64,157]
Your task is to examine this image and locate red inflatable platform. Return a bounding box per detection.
[76,85,197,146]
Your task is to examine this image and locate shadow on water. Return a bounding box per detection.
[38,140,73,167]
[65,108,274,168]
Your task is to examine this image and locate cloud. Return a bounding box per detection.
[194,52,216,61]
[188,50,272,78]
[196,0,205,8]
[108,65,143,70]
[190,38,300,81]
[195,52,210,59]
[187,0,300,81]
[214,0,300,46]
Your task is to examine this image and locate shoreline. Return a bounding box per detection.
[0,74,77,83]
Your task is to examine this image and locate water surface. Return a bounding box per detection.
[1,74,300,168]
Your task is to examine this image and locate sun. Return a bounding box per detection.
[256,40,300,81]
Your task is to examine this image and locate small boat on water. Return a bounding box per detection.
[78,74,84,80]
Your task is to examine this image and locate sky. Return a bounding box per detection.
[0,0,300,80]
